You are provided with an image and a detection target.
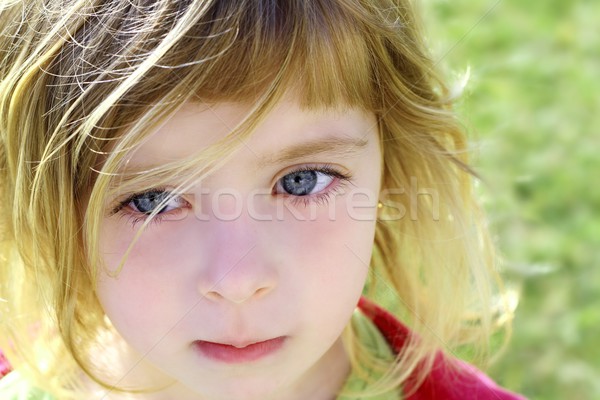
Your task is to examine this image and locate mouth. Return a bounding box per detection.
[192,337,286,363]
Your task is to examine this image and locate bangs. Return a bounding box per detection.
[120,0,378,110]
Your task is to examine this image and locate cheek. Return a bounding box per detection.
[99,218,191,272]
[95,221,193,344]
[279,203,376,296]
[277,211,375,342]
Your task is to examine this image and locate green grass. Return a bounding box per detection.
[422,0,600,398]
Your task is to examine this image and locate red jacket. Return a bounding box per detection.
[358,297,526,400]
[0,351,8,379]
[0,299,526,399]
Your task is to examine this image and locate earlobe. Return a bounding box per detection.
[376,200,385,220]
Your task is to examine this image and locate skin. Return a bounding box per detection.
[95,96,383,400]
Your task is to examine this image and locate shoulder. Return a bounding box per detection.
[0,371,56,400]
[0,353,55,400]
[0,350,10,378]
[357,297,527,400]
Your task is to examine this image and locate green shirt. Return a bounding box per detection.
[336,309,402,399]
[0,371,55,400]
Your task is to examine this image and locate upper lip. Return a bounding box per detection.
[197,337,283,348]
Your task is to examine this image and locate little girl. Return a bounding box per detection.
[0,0,526,399]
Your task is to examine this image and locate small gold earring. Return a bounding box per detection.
[377,201,383,209]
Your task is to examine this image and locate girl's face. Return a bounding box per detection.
[96,96,382,400]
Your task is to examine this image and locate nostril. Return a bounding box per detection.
[200,285,273,304]
[252,286,270,300]
[201,289,225,302]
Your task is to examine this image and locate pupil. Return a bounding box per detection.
[282,171,317,196]
[133,191,168,214]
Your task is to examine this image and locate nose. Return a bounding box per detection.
[196,214,277,304]
[199,246,277,304]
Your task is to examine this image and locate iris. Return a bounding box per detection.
[131,190,171,214]
[281,170,318,196]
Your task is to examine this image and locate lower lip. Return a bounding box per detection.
[193,337,286,363]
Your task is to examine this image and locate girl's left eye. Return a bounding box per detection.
[273,166,352,202]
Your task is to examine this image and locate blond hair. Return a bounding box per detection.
[0,0,510,398]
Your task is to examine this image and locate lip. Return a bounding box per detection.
[192,337,286,363]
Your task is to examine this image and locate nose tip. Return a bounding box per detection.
[197,246,277,304]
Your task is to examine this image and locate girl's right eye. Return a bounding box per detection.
[113,190,189,224]
[128,190,178,214]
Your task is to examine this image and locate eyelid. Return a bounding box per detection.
[272,163,354,201]
[109,187,187,216]
[271,163,352,188]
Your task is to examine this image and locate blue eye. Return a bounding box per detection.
[281,170,321,195]
[121,190,185,216]
[111,189,189,227]
[275,166,351,199]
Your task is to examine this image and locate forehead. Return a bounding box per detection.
[123,98,378,174]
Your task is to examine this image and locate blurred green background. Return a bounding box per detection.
[422,0,599,399]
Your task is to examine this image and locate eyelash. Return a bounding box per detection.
[111,165,353,227]
[111,189,189,227]
[275,164,353,207]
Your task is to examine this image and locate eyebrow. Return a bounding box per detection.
[256,136,369,168]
